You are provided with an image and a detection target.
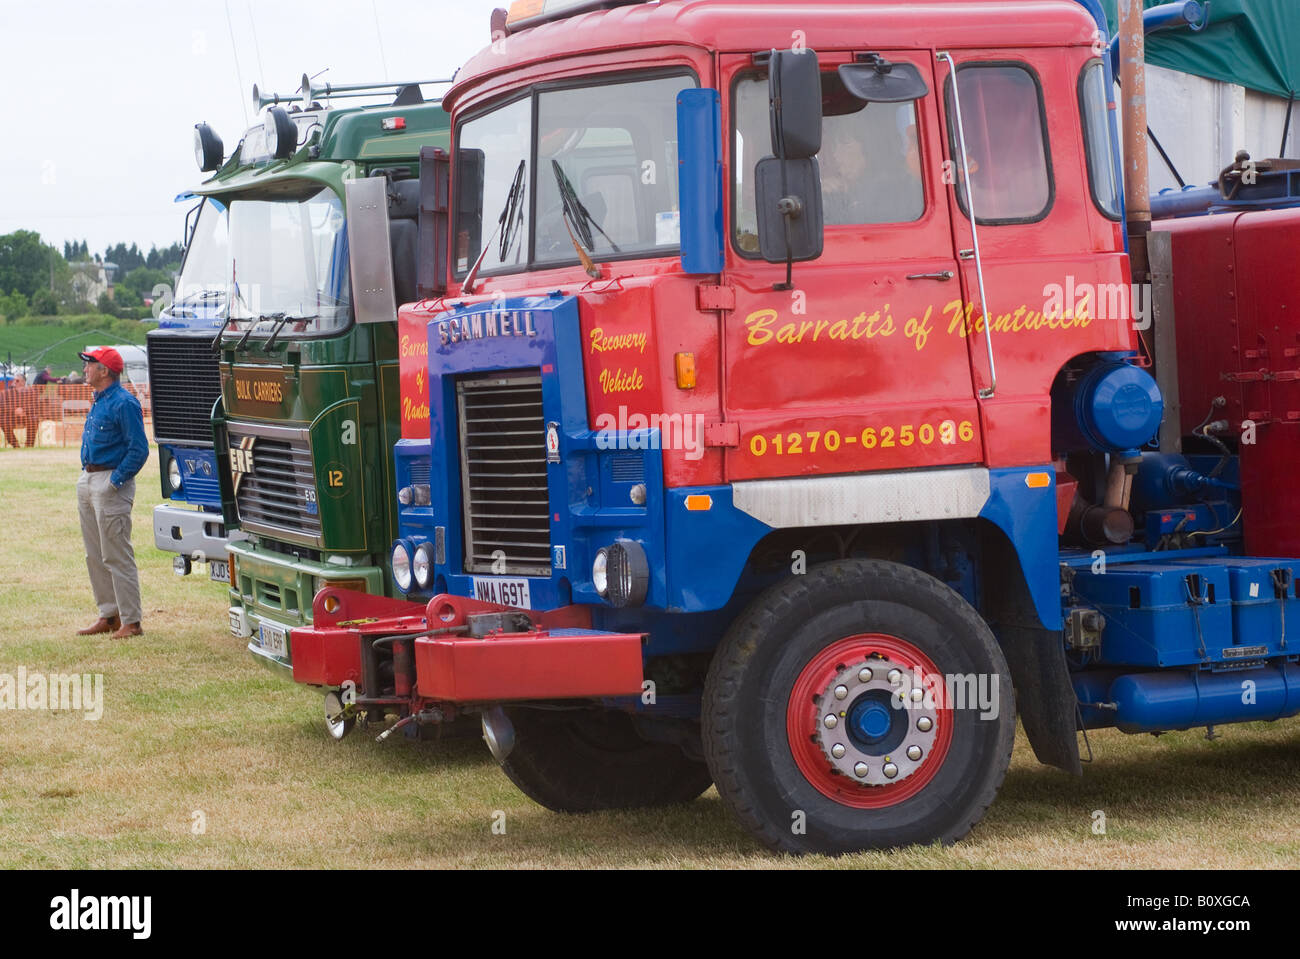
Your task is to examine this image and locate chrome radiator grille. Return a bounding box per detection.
[456,372,551,575]
[228,424,322,545]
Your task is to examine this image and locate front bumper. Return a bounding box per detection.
[290,589,646,704]
[153,503,229,563]
[229,539,385,673]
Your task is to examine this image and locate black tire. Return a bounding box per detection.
[499,706,713,812]
[703,559,1015,855]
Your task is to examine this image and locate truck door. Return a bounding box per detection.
[722,50,982,483]
[934,50,1133,467]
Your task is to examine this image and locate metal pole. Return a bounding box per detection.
[1119,0,1151,279]
[937,51,997,399]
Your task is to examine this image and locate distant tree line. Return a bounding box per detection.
[0,229,184,321]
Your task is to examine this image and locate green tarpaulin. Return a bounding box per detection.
[1101,0,1300,99]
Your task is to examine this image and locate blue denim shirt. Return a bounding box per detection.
[80,381,149,487]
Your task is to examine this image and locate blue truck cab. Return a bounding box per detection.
[146,195,236,578]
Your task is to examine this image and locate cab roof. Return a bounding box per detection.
[195,98,450,200]
[447,0,1097,112]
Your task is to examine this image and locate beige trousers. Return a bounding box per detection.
[77,469,142,625]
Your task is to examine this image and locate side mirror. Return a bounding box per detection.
[417,146,450,296]
[345,176,398,325]
[757,48,825,285]
[838,57,930,103]
[768,49,823,159]
[455,148,485,272]
[755,157,824,263]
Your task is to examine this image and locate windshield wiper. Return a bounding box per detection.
[263,313,317,351]
[551,159,621,255]
[210,314,235,354]
[464,159,527,295]
[233,318,259,352]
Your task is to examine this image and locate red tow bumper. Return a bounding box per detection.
[289,589,645,703]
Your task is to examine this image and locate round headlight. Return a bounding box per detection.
[413,542,434,588]
[606,540,649,608]
[397,486,413,506]
[167,458,183,491]
[592,547,609,597]
[264,107,296,160]
[194,122,224,172]
[391,542,413,592]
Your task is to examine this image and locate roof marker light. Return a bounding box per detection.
[381,117,406,131]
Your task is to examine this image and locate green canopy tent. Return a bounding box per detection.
[1101,0,1300,100]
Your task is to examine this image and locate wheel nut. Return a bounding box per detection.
[823,714,838,729]
[853,762,869,778]
[887,668,902,684]
[858,667,873,683]
[834,684,849,700]
[831,743,846,759]
[910,687,924,703]
[906,745,923,761]
[883,762,899,779]
[917,716,933,732]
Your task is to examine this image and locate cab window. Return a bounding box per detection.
[733,70,924,254]
[946,63,1053,223]
[1079,59,1123,220]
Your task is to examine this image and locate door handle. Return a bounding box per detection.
[906,271,955,281]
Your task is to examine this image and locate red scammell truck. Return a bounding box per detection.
[288,0,1300,854]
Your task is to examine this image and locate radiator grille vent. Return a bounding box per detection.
[457,373,551,575]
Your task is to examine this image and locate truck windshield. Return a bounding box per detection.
[453,72,694,276]
[170,198,229,319]
[228,187,350,335]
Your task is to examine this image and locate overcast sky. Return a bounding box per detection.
[0,0,507,256]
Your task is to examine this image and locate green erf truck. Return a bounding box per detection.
[195,79,451,669]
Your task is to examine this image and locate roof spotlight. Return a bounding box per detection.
[264,107,297,160]
[194,122,224,172]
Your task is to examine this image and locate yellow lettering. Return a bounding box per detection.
[744,310,777,346]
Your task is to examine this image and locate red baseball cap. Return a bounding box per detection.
[79,347,124,374]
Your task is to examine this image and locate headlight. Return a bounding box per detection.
[264,107,296,159]
[413,542,434,588]
[391,542,413,592]
[167,458,183,491]
[592,547,609,597]
[606,540,649,608]
[398,486,413,506]
[194,122,224,172]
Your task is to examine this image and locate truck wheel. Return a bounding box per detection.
[703,559,1014,854]
[500,707,712,812]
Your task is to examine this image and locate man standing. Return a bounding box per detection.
[0,375,37,448]
[76,347,149,637]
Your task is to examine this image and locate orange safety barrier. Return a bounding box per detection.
[0,382,152,449]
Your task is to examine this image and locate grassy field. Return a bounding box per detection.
[0,316,154,378]
[1,446,1297,868]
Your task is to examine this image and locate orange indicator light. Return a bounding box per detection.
[675,352,696,389]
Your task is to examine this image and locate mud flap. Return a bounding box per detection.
[999,625,1082,775]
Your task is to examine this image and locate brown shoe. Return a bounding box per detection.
[77,616,121,636]
[110,622,143,638]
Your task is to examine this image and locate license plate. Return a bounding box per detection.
[471,577,532,609]
[209,560,229,583]
[257,620,289,658]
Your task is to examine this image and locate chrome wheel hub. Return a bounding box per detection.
[814,654,939,786]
